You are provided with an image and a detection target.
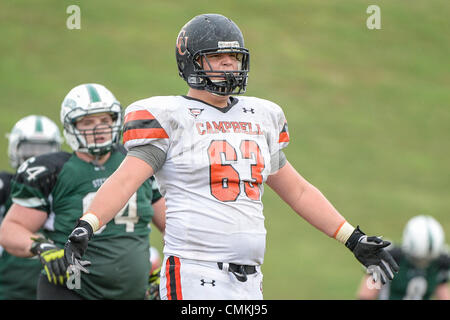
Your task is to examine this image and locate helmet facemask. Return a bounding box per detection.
[15,140,60,165]
[192,48,250,96]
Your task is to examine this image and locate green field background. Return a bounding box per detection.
[0,0,449,299]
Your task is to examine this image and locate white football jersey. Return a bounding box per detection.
[123,95,289,265]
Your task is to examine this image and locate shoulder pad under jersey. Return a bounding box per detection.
[14,152,72,198]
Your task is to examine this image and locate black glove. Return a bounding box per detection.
[145,266,161,300]
[437,253,450,270]
[30,237,69,285]
[346,226,400,284]
[64,220,93,274]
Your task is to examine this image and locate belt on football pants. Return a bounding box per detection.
[217,262,257,282]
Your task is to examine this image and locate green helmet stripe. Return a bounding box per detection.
[86,84,101,103]
[426,218,433,253]
[35,116,43,132]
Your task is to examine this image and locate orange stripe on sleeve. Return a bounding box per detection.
[124,109,155,123]
[123,128,169,142]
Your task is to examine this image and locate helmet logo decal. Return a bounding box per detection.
[176,30,189,56]
[64,98,77,108]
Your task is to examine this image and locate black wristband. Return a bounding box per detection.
[345,226,365,251]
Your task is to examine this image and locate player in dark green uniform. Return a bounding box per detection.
[0,172,13,222]
[0,115,62,299]
[0,84,166,299]
[357,215,449,300]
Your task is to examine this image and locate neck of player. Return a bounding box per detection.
[187,88,230,108]
[76,151,111,166]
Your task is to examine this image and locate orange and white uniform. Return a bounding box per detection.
[123,95,289,299]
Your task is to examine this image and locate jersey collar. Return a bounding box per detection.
[181,95,239,113]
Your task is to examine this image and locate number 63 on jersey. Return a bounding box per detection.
[208,139,265,202]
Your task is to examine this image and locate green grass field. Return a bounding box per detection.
[0,0,449,299]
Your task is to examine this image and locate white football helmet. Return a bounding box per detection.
[149,246,162,274]
[402,215,445,266]
[60,83,122,155]
[7,115,63,169]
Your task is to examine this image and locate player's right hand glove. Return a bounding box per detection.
[345,226,400,284]
[146,266,161,300]
[437,253,450,270]
[30,237,69,285]
[64,219,93,274]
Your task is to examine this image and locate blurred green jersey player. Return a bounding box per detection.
[357,215,449,300]
[0,84,166,299]
[0,115,62,299]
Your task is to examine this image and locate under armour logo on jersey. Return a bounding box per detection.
[200,279,216,287]
[242,107,255,114]
[188,108,204,118]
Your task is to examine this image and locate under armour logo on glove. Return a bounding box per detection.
[200,279,216,287]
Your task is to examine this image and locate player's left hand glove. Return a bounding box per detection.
[145,266,161,300]
[30,237,69,285]
[346,226,400,284]
[437,253,450,270]
[64,220,93,274]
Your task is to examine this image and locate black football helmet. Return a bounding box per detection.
[175,14,250,95]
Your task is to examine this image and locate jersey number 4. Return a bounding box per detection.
[208,140,265,202]
[83,192,138,233]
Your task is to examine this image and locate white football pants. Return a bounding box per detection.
[159,256,264,300]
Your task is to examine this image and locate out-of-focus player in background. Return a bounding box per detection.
[0,115,62,299]
[64,14,398,300]
[0,84,166,299]
[146,246,162,300]
[357,215,449,300]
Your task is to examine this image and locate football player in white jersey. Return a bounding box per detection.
[64,13,399,300]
